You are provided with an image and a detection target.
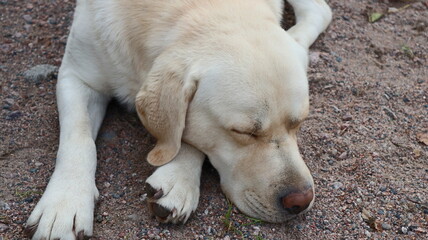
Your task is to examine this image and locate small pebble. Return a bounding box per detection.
[127,214,141,222]
[95,215,103,223]
[0,201,10,210]
[100,131,117,140]
[364,230,371,238]
[47,17,57,25]
[388,7,399,13]
[24,24,32,31]
[332,182,343,189]
[6,111,22,120]
[112,193,123,199]
[382,223,392,230]
[23,14,32,23]
[408,225,418,231]
[139,193,147,202]
[0,43,11,53]
[338,152,347,160]
[23,64,58,84]
[0,223,10,233]
[331,105,341,113]
[310,52,321,64]
[342,114,352,121]
[14,32,23,38]
[401,226,408,234]
[383,107,397,120]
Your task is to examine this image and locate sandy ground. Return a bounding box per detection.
[1,0,427,239]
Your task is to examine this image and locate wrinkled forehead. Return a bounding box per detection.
[202,71,309,129]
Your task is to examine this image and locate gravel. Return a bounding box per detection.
[1,0,427,239]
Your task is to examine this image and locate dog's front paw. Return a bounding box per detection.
[25,175,99,240]
[145,166,200,224]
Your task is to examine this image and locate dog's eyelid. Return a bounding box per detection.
[231,128,258,137]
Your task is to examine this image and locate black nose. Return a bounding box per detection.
[281,187,314,214]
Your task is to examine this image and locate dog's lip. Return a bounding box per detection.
[242,190,294,223]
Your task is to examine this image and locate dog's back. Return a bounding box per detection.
[64,0,285,106]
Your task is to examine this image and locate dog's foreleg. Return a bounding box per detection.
[25,72,109,240]
[286,0,332,49]
[145,143,205,223]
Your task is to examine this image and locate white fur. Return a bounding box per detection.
[145,143,205,223]
[26,0,332,239]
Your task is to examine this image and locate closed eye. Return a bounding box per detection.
[232,129,257,138]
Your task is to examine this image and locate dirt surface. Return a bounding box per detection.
[1,0,427,239]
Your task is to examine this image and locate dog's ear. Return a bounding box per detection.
[135,60,198,166]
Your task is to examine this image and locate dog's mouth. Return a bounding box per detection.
[242,190,296,223]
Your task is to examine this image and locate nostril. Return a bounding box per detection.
[287,205,305,215]
[281,187,314,215]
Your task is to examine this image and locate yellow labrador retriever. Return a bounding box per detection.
[25,0,332,239]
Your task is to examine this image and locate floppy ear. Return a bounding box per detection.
[135,61,198,166]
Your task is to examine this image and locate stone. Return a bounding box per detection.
[332,182,343,189]
[23,14,32,23]
[310,52,321,65]
[6,111,22,120]
[24,24,32,31]
[23,64,58,84]
[100,131,117,140]
[364,230,371,238]
[47,17,57,25]
[0,223,10,233]
[342,114,352,121]
[383,107,397,120]
[338,151,347,160]
[127,214,141,222]
[382,223,392,230]
[0,201,10,210]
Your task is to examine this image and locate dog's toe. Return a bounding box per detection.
[25,177,98,240]
[24,223,38,238]
[145,168,200,224]
[145,183,164,200]
[148,202,172,221]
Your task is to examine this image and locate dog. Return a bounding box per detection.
[25,0,332,239]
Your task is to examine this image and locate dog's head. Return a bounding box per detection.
[136,25,314,222]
